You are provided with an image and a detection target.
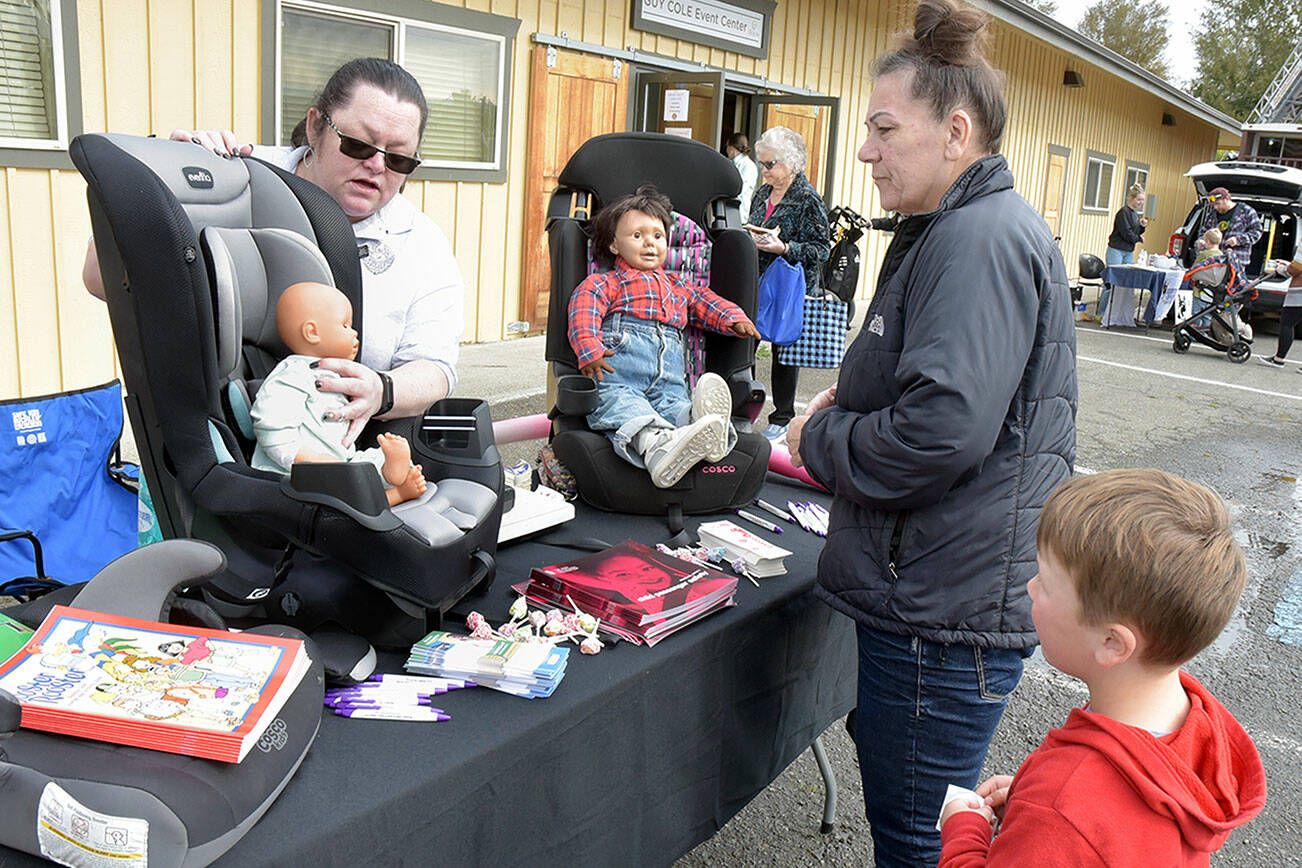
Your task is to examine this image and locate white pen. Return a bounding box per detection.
[736,509,783,533]
[332,707,451,721]
[754,498,795,523]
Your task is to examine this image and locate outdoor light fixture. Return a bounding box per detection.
[1161,112,1176,126]
[1063,70,1084,88]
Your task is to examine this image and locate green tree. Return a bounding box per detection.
[1190,0,1302,122]
[1025,0,1057,14]
[1078,0,1171,79]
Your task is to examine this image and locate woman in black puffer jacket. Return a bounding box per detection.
[787,1,1077,864]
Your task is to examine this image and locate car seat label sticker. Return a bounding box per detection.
[37,782,148,868]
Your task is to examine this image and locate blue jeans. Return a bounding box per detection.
[853,624,1028,868]
[1098,247,1134,318]
[586,312,736,466]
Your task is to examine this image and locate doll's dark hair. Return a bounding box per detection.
[872,0,1007,154]
[291,58,429,148]
[591,184,674,269]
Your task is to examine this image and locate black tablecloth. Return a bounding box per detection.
[6,477,857,867]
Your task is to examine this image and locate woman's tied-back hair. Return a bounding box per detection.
[1036,469,1247,667]
[873,0,1007,154]
[291,58,429,149]
[754,126,808,173]
[591,184,674,269]
[1128,182,1146,201]
[727,133,751,155]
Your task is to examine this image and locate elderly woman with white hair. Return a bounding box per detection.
[747,126,832,440]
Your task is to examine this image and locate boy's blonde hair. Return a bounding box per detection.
[1036,469,1246,666]
[1202,227,1222,248]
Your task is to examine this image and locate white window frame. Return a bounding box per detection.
[1124,160,1154,218]
[0,0,82,168]
[268,0,519,183]
[1081,149,1116,214]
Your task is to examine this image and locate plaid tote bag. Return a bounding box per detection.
[775,293,848,368]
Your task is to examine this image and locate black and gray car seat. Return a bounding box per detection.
[70,134,503,646]
[0,539,323,867]
[543,133,770,523]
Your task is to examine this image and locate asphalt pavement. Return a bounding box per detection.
[457,313,1302,866]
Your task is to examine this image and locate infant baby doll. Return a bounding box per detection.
[567,184,761,488]
[250,281,427,506]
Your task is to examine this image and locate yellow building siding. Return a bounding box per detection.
[1,0,1229,399]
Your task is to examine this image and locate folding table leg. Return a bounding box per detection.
[811,735,837,833]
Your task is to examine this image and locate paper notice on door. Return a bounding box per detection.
[664,89,689,121]
[664,127,693,138]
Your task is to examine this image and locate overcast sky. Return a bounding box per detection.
[1044,0,1208,86]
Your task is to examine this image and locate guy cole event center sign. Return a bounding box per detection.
[631,0,775,58]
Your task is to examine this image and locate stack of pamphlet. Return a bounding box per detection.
[514,540,738,646]
[405,631,569,698]
[0,606,310,763]
[697,520,793,577]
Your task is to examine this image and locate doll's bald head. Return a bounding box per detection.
[276,282,358,360]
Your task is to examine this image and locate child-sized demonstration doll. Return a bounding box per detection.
[251,281,428,506]
[567,185,762,488]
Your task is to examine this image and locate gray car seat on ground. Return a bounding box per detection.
[0,540,324,867]
[70,134,503,650]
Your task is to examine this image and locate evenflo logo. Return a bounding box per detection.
[182,166,214,189]
[12,408,47,447]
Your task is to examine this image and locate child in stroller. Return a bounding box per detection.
[1170,249,1263,363]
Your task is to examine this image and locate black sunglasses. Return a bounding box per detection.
[323,113,421,174]
[759,159,779,170]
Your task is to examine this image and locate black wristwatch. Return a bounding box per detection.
[376,371,395,417]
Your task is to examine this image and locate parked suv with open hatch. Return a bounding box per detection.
[1168,161,1302,316]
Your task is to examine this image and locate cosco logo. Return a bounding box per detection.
[182,166,214,189]
[701,465,735,473]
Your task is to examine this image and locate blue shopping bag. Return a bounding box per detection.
[756,257,805,345]
[0,380,138,585]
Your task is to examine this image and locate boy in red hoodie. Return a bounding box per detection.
[939,469,1266,867]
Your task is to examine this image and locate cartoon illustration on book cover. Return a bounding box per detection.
[5,614,284,732]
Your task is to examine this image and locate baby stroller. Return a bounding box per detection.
[1171,258,1266,363]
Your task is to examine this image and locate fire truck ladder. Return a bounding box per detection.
[1249,35,1302,123]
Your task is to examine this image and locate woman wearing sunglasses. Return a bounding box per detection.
[746,125,832,443]
[87,58,463,450]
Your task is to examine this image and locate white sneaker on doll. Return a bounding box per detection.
[690,373,733,462]
[690,372,733,422]
[644,416,729,488]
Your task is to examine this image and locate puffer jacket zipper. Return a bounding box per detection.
[887,511,909,582]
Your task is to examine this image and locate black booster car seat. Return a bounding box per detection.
[0,540,324,868]
[70,134,503,644]
[543,133,770,521]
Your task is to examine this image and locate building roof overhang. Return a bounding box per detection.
[974,0,1242,137]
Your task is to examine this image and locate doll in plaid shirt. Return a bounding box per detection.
[568,185,760,488]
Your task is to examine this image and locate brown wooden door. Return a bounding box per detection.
[751,95,839,200]
[519,46,628,334]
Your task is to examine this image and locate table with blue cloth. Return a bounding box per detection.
[1101,265,1185,327]
[0,477,855,868]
